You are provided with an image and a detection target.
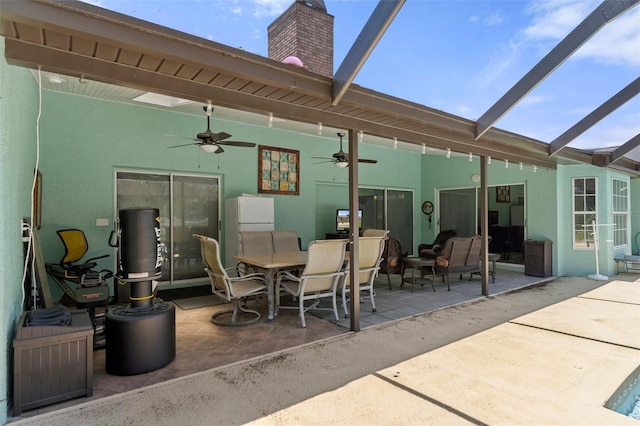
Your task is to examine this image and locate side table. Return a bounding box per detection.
[471,253,500,283]
[402,257,436,292]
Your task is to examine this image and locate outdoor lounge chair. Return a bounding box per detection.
[378,237,407,289]
[275,239,347,328]
[194,234,267,326]
[433,235,482,290]
[340,236,386,318]
[418,229,458,258]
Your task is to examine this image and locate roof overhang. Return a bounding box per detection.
[1,0,638,175]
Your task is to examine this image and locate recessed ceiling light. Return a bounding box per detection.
[132,92,192,107]
[47,75,64,84]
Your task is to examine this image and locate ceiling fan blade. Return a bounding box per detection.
[358,158,378,164]
[214,145,224,154]
[165,133,198,141]
[210,131,232,142]
[217,140,256,148]
[168,142,200,148]
[311,156,334,160]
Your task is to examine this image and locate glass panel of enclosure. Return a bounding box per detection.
[612,178,628,247]
[437,185,526,264]
[573,177,597,249]
[439,188,477,237]
[386,189,414,254]
[116,171,220,284]
[359,187,413,255]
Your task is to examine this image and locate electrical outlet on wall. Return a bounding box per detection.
[96,218,109,227]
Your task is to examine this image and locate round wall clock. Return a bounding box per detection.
[421,201,434,215]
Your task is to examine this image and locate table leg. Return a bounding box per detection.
[429,265,436,291]
[410,267,415,293]
[266,268,275,322]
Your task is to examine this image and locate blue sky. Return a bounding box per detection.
[81,0,639,150]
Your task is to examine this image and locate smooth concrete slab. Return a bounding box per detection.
[580,278,640,304]
[512,281,640,349]
[253,323,639,425]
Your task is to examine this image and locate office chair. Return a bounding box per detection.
[46,229,111,348]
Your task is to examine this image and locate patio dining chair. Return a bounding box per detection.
[194,234,267,326]
[362,229,389,238]
[275,239,347,328]
[340,236,386,318]
[238,230,274,275]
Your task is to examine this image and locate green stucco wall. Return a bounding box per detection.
[0,40,40,422]
[420,154,558,273]
[36,91,421,274]
[557,164,633,277]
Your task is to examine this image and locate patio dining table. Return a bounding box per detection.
[233,251,308,321]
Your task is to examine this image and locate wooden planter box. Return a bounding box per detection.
[13,310,94,415]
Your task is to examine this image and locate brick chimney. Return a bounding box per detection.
[268,1,334,77]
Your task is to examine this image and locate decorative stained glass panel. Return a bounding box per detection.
[258,145,299,195]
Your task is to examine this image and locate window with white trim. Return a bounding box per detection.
[612,178,628,248]
[573,177,597,249]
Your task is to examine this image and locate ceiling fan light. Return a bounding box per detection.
[200,144,219,153]
[335,161,348,168]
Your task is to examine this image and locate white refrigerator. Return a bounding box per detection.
[225,196,275,266]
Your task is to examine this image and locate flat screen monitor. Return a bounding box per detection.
[336,209,363,233]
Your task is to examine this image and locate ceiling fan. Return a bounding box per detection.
[168,103,256,153]
[313,132,377,167]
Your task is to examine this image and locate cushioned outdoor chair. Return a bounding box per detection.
[362,229,389,238]
[275,239,347,328]
[194,234,267,326]
[340,236,386,318]
[418,229,458,258]
[378,237,407,289]
[433,235,482,291]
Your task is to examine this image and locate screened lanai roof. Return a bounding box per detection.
[1,0,638,174]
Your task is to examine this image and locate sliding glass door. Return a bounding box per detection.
[359,187,414,254]
[438,184,526,264]
[116,171,221,284]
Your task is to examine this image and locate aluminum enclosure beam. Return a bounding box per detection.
[611,134,640,163]
[475,0,639,140]
[331,0,404,106]
[549,77,640,156]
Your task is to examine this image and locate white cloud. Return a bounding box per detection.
[484,13,505,26]
[523,0,597,40]
[252,0,290,18]
[523,1,639,68]
[474,40,522,88]
[520,93,550,106]
[574,8,640,68]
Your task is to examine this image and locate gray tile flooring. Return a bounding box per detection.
[12,265,548,421]
[313,267,548,328]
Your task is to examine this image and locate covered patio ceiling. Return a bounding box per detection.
[1,0,639,174]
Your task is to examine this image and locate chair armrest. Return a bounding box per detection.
[276,270,300,282]
[229,272,265,283]
[417,243,435,252]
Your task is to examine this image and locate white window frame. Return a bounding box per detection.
[612,178,629,248]
[572,177,597,250]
